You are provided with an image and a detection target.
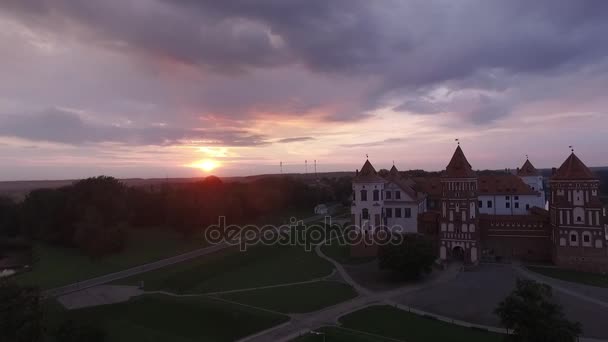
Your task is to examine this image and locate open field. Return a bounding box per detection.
[527,266,608,288]
[321,242,377,265]
[337,305,503,342]
[220,281,358,313]
[15,229,206,289]
[116,244,334,293]
[52,294,288,342]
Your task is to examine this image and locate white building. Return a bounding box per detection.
[351,161,426,233]
[477,174,543,215]
[517,158,546,208]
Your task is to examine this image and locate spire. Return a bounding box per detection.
[389,164,399,176]
[553,152,596,180]
[445,145,475,178]
[518,158,539,177]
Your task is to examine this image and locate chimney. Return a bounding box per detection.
[356,169,359,177]
[552,167,557,176]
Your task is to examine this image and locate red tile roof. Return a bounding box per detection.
[553,153,596,180]
[385,165,420,200]
[445,145,476,178]
[517,159,539,177]
[478,174,538,195]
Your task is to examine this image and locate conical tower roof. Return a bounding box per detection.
[518,159,539,177]
[553,153,596,180]
[445,145,475,178]
[354,159,385,183]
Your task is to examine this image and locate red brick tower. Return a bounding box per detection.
[438,145,481,265]
[550,152,608,272]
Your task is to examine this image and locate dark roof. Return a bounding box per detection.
[412,177,442,197]
[353,160,385,183]
[478,174,538,195]
[553,153,596,180]
[385,165,420,200]
[517,159,539,177]
[445,145,476,178]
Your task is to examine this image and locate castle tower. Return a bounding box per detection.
[550,152,608,273]
[517,157,546,209]
[351,159,385,233]
[439,145,480,265]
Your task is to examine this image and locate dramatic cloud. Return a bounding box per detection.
[276,137,314,144]
[0,108,268,146]
[0,0,607,179]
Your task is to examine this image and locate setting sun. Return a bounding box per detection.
[189,159,219,172]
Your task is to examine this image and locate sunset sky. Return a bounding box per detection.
[1,1,607,180]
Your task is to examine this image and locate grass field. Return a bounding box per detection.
[527,266,608,288]
[116,244,334,293]
[220,281,358,313]
[15,228,206,289]
[334,305,504,342]
[55,294,288,342]
[321,242,377,265]
[293,326,395,341]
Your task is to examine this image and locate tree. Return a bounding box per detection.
[0,281,43,342]
[495,278,582,342]
[378,233,436,280]
[51,320,105,342]
[0,196,20,237]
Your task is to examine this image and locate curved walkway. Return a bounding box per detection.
[514,265,608,310]
[240,245,462,342]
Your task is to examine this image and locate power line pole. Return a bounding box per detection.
[305,160,308,174]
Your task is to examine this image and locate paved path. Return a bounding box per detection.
[514,265,608,310]
[240,245,462,342]
[44,214,325,298]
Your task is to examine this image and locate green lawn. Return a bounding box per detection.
[56,294,288,342]
[527,266,608,288]
[220,281,358,313]
[321,241,377,265]
[15,228,206,289]
[116,244,334,293]
[336,305,504,342]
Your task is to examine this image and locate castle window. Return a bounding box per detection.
[584,234,590,243]
[404,208,411,218]
[362,208,369,219]
[577,216,582,222]
[353,192,355,201]
[386,191,392,200]
[515,202,519,209]
[395,208,402,217]
[487,201,493,208]
[570,232,578,245]
[515,196,519,200]
[360,190,367,201]
[373,190,379,201]
[395,191,401,200]
[506,202,511,209]
[526,204,530,210]
[386,208,392,218]
[505,196,510,200]
[478,200,483,208]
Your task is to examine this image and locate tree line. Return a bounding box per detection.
[0,175,353,258]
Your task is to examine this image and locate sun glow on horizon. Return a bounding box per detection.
[188,159,220,172]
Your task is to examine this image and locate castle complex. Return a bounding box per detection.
[351,146,608,273]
